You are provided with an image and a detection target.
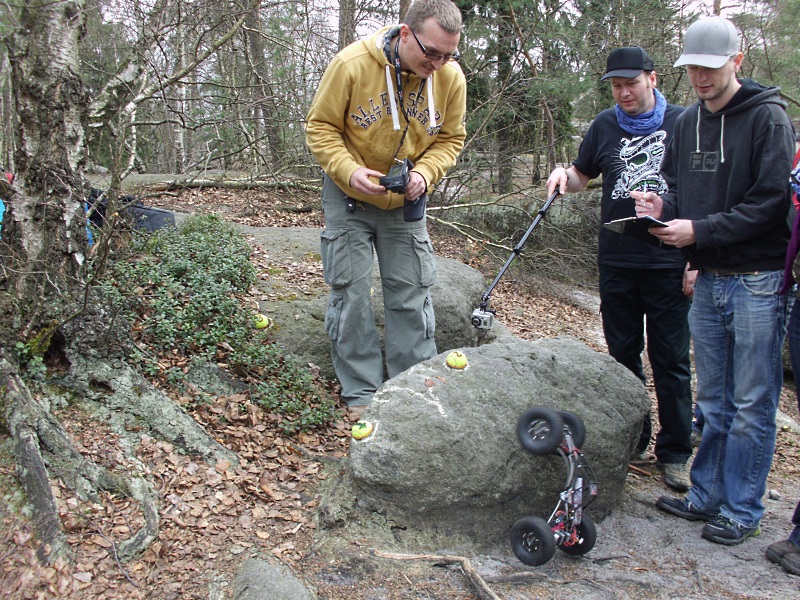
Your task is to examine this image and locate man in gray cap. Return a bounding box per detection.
[546,47,693,493]
[633,16,795,546]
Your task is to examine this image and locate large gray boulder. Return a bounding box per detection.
[318,336,649,550]
[247,226,511,380]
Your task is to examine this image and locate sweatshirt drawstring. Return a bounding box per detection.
[695,105,726,163]
[695,106,701,153]
[385,65,401,131]
[426,76,436,129]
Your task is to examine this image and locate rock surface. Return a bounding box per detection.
[319,337,649,549]
[231,559,317,600]
[242,225,511,381]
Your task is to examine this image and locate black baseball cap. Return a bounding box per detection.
[601,47,655,80]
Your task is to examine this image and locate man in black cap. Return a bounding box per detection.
[546,47,693,492]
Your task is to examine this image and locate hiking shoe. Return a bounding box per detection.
[782,552,800,576]
[657,461,691,492]
[630,447,648,461]
[701,516,760,546]
[656,495,715,522]
[691,428,702,448]
[766,539,800,566]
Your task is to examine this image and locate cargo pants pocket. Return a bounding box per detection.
[320,228,352,288]
[412,231,437,287]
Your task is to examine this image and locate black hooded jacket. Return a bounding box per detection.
[659,78,794,271]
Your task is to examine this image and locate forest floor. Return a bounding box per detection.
[2,183,800,599]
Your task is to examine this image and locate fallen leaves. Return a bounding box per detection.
[0,377,345,598]
[2,186,798,600]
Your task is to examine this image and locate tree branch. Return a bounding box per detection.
[372,550,501,600]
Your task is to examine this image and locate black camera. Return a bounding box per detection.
[380,158,413,193]
[380,158,427,222]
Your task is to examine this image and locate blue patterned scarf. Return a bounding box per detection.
[615,88,667,135]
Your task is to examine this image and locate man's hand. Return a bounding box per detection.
[650,219,696,248]
[350,167,388,196]
[630,190,664,219]
[630,191,695,247]
[405,171,428,202]
[546,167,569,197]
[683,266,698,297]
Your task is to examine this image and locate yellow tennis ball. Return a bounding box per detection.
[446,351,468,369]
[254,314,271,329]
[352,420,374,440]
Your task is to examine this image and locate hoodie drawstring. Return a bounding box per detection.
[385,65,401,131]
[695,106,701,153]
[695,105,726,164]
[426,77,437,129]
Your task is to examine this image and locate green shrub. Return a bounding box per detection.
[100,214,336,434]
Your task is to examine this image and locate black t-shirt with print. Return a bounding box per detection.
[573,104,686,269]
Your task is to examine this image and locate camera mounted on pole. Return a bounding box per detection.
[471,187,562,329]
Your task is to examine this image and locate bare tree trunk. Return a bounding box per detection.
[0,0,88,566]
[244,0,284,170]
[0,52,14,170]
[338,0,356,51]
[497,12,514,195]
[2,0,90,340]
[174,15,188,173]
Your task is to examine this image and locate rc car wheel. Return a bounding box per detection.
[556,410,586,450]
[558,512,597,556]
[517,407,564,455]
[511,515,557,566]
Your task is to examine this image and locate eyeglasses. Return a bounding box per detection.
[410,28,460,63]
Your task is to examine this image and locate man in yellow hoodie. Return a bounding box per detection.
[306,0,467,421]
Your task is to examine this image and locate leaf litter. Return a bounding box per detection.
[1,186,798,599]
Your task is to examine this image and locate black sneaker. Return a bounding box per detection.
[656,495,715,521]
[701,515,760,546]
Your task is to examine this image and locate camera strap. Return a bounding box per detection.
[391,37,426,161]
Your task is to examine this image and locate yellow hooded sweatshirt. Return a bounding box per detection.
[305,25,467,210]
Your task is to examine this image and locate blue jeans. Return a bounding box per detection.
[599,265,693,463]
[687,270,788,528]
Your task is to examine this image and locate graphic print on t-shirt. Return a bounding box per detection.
[611,131,668,200]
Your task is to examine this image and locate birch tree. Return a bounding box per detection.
[0,0,242,565]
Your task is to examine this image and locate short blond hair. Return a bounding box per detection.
[405,0,462,35]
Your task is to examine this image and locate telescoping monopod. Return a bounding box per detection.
[470,186,561,330]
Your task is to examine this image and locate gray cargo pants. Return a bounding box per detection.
[320,175,437,406]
